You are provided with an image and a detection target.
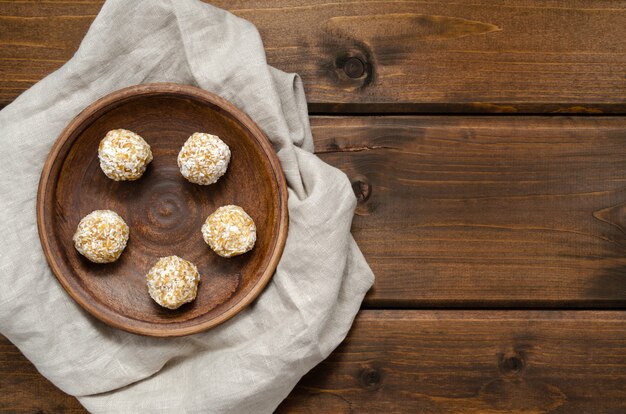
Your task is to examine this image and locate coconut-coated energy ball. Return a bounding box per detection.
[146,256,200,309]
[177,133,230,185]
[202,205,256,258]
[98,129,153,181]
[73,210,129,263]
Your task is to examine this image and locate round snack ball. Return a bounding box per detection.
[177,132,230,185]
[73,210,129,263]
[146,256,200,309]
[98,129,153,181]
[202,205,256,258]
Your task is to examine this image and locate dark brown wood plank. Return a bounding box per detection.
[1,0,625,113]
[3,311,626,413]
[311,116,626,307]
[278,310,626,413]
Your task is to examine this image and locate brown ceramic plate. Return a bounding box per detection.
[37,83,288,337]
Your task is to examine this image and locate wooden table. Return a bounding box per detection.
[2,1,626,412]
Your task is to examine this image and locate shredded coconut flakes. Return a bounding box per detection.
[177,133,230,185]
[73,210,129,263]
[146,255,200,309]
[98,129,153,181]
[202,205,256,258]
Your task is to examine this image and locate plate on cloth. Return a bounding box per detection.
[37,83,288,337]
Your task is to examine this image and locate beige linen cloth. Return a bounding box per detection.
[0,0,374,412]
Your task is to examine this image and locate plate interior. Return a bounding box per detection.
[41,90,285,335]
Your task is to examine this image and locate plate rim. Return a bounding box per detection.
[37,83,289,337]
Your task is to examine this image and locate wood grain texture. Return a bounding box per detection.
[311,116,626,307]
[37,84,288,336]
[1,0,626,112]
[3,311,626,413]
[278,310,626,413]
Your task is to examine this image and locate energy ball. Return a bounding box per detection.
[73,210,129,263]
[177,132,230,185]
[146,256,200,309]
[98,129,153,181]
[202,205,256,258]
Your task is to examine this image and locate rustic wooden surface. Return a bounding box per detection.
[2,0,626,412]
[37,84,288,337]
[4,311,626,413]
[1,0,625,113]
[278,311,626,413]
[313,116,626,307]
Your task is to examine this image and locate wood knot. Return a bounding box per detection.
[360,367,382,389]
[593,202,626,234]
[343,57,365,78]
[333,50,373,88]
[351,175,371,203]
[499,352,525,375]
